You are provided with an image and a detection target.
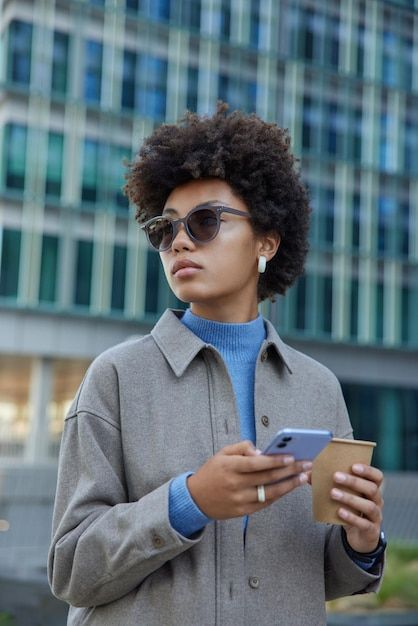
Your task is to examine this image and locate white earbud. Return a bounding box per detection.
[258,255,267,273]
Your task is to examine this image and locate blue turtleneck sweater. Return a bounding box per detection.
[168,308,266,537]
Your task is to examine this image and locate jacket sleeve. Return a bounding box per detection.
[324,380,384,599]
[48,355,203,608]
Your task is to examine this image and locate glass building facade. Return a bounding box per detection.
[0,0,417,472]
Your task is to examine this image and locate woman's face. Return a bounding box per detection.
[159,178,276,322]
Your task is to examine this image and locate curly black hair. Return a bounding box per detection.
[124,103,311,302]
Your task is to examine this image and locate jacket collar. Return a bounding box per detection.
[151,309,293,377]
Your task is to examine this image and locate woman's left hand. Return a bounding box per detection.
[331,464,384,553]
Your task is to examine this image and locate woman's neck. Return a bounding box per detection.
[190,299,259,324]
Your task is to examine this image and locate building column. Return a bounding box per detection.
[25,357,53,463]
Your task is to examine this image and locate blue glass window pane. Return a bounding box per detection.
[108,145,129,209]
[352,193,361,249]
[139,0,170,20]
[5,124,27,190]
[250,0,260,47]
[39,235,59,303]
[0,229,21,297]
[322,276,333,333]
[137,55,167,119]
[126,0,139,10]
[84,40,103,104]
[74,240,93,306]
[350,278,359,338]
[111,245,127,310]
[8,20,32,84]
[82,140,99,203]
[52,31,69,94]
[187,66,198,111]
[122,50,136,110]
[145,249,160,314]
[220,0,230,38]
[46,132,64,198]
[295,275,306,330]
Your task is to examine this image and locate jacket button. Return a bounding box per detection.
[260,350,268,362]
[152,534,165,549]
[261,415,269,427]
[249,576,260,589]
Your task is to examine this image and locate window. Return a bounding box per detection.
[145,249,160,314]
[382,30,399,88]
[81,139,99,203]
[137,55,167,119]
[178,0,201,29]
[342,384,418,471]
[404,102,418,175]
[401,265,418,345]
[39,235,59,303]
[0,229,21,297]
[126,0,139,10]
[7,20,32,85]
[352,193,361,249]
[46,132,64,198]
[321,188,334,245]
[84,40,103,104]
[74,240,93,306]
[186,66,198,111]
[51,31,69,95]
[302,96,320,152]
[138,0,170,21]
[295,275,306,331]
[111,245,127,311]
[220,0,231,39]
[249,0,260,48]
[376,281,384,341]
[377,194,396,254]
[4,124,27,190]
[106,145,129,209]
[122,50,136,110]
[322,275,333,334]
[356,24,365,77]
[350,278,359,339]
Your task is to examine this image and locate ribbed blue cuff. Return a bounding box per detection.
[169,472,212,538]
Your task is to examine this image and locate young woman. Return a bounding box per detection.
[48,105,385,625]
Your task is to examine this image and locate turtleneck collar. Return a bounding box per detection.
[180,308,266,363]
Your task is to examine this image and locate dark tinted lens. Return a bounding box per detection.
[147,218,173,250]
[188,208,219,241]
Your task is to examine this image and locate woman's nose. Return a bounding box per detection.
[171,222,196,251]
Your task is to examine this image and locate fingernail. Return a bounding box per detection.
[254,449,262,455]
[283,456,295,465]
[335,472,346,483]
[353,464,364,473]
[299,472,308,484]
[331,488,343,500]
[302,462,313,471]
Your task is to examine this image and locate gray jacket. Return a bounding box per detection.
[48,309,382,626]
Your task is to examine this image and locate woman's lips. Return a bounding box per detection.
[171,259,203,277]
[174,267,201,278]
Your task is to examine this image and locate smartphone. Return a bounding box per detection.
[262,428,332,460]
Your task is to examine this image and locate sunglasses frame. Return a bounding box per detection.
[141,204,251,251]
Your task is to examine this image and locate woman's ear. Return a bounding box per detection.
[258,232,281,262]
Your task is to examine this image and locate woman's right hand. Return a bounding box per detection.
[187,440,312,520]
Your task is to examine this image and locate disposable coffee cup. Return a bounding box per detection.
[311,438,376,525]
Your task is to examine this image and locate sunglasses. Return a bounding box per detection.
[141,204,251,251]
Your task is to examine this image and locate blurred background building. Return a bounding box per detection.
[0,0,417,619]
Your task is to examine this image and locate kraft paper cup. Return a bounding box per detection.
[311,438,376,525]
